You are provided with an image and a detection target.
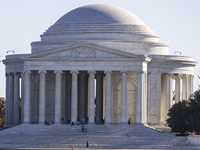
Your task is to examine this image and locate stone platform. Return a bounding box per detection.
[0,124,200,149]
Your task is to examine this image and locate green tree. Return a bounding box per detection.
[188,89,200,134]
[167,100,190,135]
[0,97,5,127]
[194,89,200,100]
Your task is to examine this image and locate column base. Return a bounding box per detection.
[23,121,31,124]
[87,122,95,125]
[54,122,61,125]
[120,122,128,125]
[39,121,45,124]
[88,116,95,123]
[95,122,104,125]
[135,122,147,126]
[104,122,112,125]
[13,122,20,125]
[3,122,14,128]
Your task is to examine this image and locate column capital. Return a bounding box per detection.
[38,70,47,74]
[96,71,104,76]
[54,70,63,74]
[88,70,96,75]
[168,73,174,77]
[70,70,79,74]
[137,71,146,75]
[183,74,189,78]
[190,74,194,78]
[13,72,20,76]
[8,72,14,76]
[157,72,162,76]
[5,73,9,77]
[104,70,112,74]
[23,70,31,74]
[120,70,128,74]
[162,73,173,77]
[161,73,166,77]
[175,74,182,78]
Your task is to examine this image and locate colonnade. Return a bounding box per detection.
[160,73,194,124]
[5,70,147,126]
[5,72,21,126]
[174,74,194,102]
[4,70,194,127]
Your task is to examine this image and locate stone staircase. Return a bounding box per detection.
[0,124,199,149]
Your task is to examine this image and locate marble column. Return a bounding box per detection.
[8,73,14,125]
[104,71,112,124]
[147,72,151,123]
[189,75,194,97]
[23,70,31,124]
[88,71,96,123]
[136,71,145,124]
[182,74,189,100]
[175,74,182,103]
[166,74,173,113]
[147,72,161,124]
[96,71,104,124]
[4,73,9,126]
[120,71,127,124]
[54,70,63,124]
[38,70,47,124]
[70,70,79,123]
[143,72,147,124]
[21,72,24,123]
[14,72,20,124]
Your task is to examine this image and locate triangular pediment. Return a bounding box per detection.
[27,43,140,59]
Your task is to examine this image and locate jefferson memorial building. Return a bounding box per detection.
[3,4,197,127]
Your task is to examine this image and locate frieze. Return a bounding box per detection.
[71,48,96,58]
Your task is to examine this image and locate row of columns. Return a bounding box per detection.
[175,74,194,102]
[5,73,21,126]
[164,73,194,106]
[6,70,192,126]
[6,70,147,125]
[161,73,194,124]
[70,70,130,124]
[23,70,130,124]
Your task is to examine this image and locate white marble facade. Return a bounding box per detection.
[3,4,197,127]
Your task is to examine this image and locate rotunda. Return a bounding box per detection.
[3,4,197,127]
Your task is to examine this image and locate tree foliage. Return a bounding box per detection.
[188,89,200,134]
[167,100,190,135]
[167,89,200,135]
[194,89,200,100]
[0,97,5,127]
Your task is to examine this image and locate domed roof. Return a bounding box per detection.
[54,4,145,25]
[33,4,169,55]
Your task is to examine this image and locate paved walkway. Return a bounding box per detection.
[0,124,199,149]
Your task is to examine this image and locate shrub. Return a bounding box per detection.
[0,97,5,127]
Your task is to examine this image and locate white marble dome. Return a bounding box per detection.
[31,4,169,55]
[54,4,145,25]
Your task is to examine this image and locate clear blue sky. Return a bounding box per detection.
[0,0,200,97]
